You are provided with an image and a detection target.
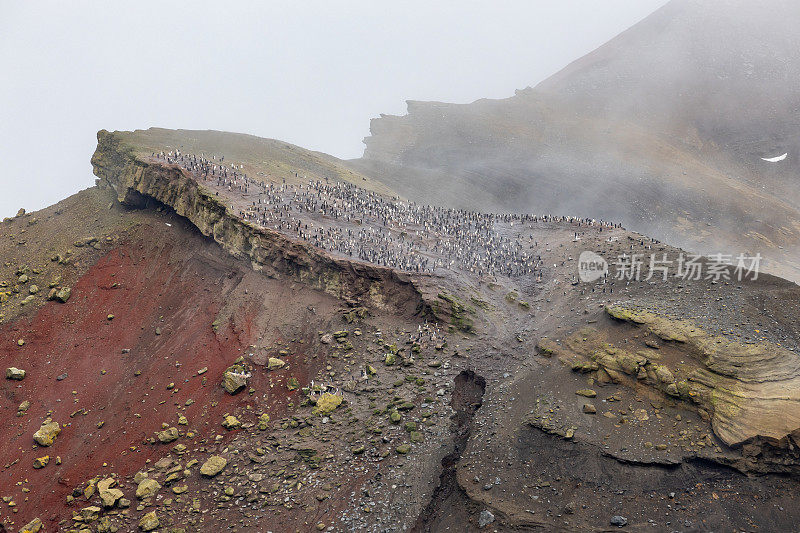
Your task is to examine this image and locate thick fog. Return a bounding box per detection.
[0,0,667,217]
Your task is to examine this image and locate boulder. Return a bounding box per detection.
[48,286,71,303]
[157,426,179,443]
[312,393,343,416]
[33,419,61,446]
[221,365,249,394]
[222,415,241,430]
[479,510,496,528]
[139,510,160,531]
[19,518,42,533]
[6,367,26,380]
[267,357,285,370]
[200,455,227,477]
[610,515,628,527]
[97,516,113,533]
[135,478,161,500]
[79,506,102,521]
[98,478,124,508]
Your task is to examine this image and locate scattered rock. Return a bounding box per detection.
[139,510,160,531]
[267,357,286,370]
[98,478,124,508]
[221,363,250,394]
[33,419,61,446]
[200,455,227,477]
[312,393,343,415]
[78,506,101,521]
[610,515,628,527]
[49,286,71,303]
[157,426,179,443]
[6,367,26,380]
[32,456,49,469]
[478,509,496,528]
[19,517,42,533]
[136,478,161,500]
[582,403,597,414]
[222,415,242,430]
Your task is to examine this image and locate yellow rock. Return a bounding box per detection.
[313,393,343,415]
[136,478,161,499]
[267,357,286,370]
[20,517,43,533]
[139,510,159,531]
[200,455,227,477]
[222,415,241,430]
[33,419,61,446]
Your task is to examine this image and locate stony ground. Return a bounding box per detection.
[3,133,800,532]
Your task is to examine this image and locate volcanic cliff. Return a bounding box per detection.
[2,128,800,532]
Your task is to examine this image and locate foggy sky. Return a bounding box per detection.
[0,0,668,217]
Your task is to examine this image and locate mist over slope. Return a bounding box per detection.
[356,0,800,282]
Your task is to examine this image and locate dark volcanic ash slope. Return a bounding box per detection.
[3,128,800,532]
[356,0,800,283]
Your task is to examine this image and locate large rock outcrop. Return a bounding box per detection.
[551,304,800,474]
[91,130,432,315]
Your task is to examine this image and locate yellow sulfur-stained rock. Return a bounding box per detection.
[312,393,343,415]
[139,510,159,531]
[20,517,43,533]
[200,455,227,477]
[33,419,61,446]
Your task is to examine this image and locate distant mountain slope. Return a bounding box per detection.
[356,0,800,282]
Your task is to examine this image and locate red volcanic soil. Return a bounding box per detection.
[0,218,305,529]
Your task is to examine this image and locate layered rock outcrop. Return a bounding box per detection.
[550,304,800,473]
[91,130,431,315]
